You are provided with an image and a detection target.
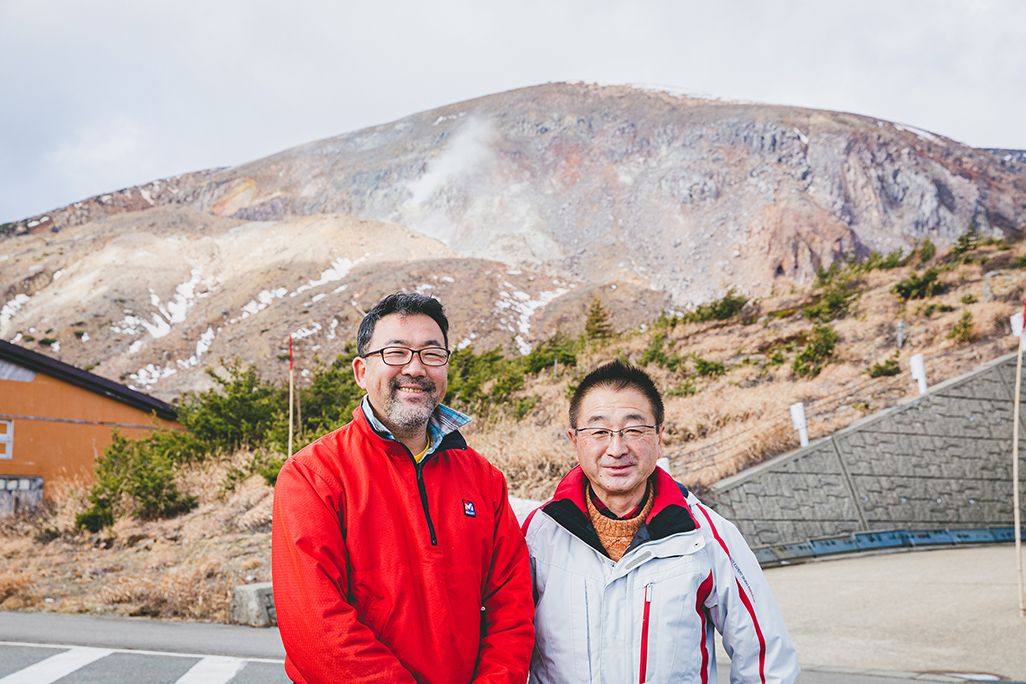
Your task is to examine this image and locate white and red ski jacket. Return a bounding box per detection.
[523,466,799,683]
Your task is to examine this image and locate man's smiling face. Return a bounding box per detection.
[569,385,662,508]
[352,313,449,436]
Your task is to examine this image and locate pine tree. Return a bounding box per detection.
[584,296,614,341]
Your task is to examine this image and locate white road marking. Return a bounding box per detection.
[0,640,283,663]
[0,646,112,683]
[175,655,246,683]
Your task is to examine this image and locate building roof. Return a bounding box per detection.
[0,340,177,421]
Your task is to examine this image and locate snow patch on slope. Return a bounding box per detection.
[495,286,570,355]
[130,363,176,388]
[292,257,358,296]
[177,326,217,368]
[1,294,30,337]
[238,287,288,321]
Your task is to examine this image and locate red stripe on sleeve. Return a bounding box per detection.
[695,505,767,684]
[695,571,714,684]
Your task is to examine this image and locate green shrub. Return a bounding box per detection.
[693,356,726,377]
[524,335,579,374]
[768,307,799,320]
[892,269,942,300]
[947,311,975,344]
[288,351,363,440]
[683,290,748,323]
[815,260,848,286]
[584,297,614,340]
[668,379,697,397]
[792,325,838,378]
[176,361,287,451]
[638,333,685,371]
[639,333,670,368]
[446,336,579,418]
[867,353,901,378]
[917,239,936,264]
[74,508,113,533]
[1014,255,1026,269]
[919,302,955,317]
[513,396,540,420]
[960,294,978,305]
[949,225,980,259]
[654,310,680,330]
[446,348,519,414]
[75,431,197,530]
[863,249,910,271]
[803,277,858,322]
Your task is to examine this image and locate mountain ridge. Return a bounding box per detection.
[2,82,1024,399]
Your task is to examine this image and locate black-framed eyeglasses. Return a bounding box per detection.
[361,346,451,367]
[573,425,660,445]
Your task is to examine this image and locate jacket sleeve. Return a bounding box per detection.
[695,503,800,684]
[472,472,535,683]
[272,457,416,684]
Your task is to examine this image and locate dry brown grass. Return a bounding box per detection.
[99,559,234,620]
[469,419,577,500]
[1,237,1022,623]
[0,467,273,621]
[0,572,35,608]
[481,238,1026,495]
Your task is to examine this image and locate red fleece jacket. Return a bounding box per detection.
[272,406,534,683]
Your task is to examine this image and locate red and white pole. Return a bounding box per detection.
[288,334,295,457]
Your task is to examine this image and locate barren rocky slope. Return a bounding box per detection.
[2,82,1024,401]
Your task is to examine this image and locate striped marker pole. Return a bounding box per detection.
[288,334,295,457]
[1011,306,1024,618]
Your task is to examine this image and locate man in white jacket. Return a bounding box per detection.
[523,360,799,683]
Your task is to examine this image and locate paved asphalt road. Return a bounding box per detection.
[2,545,1025,682]
[0,612,287,683]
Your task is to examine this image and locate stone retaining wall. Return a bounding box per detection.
[704,353,1026,547]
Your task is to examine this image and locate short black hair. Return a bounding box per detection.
[569,360,664,428]
[357,292,449,355]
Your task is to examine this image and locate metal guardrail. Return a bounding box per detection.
[753,526,1026,566]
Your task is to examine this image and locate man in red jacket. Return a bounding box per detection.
[272,292,534,683]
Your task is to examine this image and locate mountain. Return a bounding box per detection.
[2,82,1024,399]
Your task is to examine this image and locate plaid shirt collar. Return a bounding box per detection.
[361,395,471,455]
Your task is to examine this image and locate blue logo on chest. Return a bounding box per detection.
[463,500,476,517]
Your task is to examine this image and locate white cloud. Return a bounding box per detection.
[2,0,1026,221]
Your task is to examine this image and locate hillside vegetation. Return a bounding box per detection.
[1,229,1024,620]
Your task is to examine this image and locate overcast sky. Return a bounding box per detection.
[2,0,1024,223]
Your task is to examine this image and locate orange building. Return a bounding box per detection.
[0,340,178,506]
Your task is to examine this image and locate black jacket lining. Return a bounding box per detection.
[545,480,698,558]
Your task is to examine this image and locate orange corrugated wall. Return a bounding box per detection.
[0,372,180,496]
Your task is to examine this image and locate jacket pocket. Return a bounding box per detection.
[634,559,711,682]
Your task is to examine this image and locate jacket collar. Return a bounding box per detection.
[543,465,699,557]
[353,400,469,456]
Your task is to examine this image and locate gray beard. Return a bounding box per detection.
[382,376,438,433]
